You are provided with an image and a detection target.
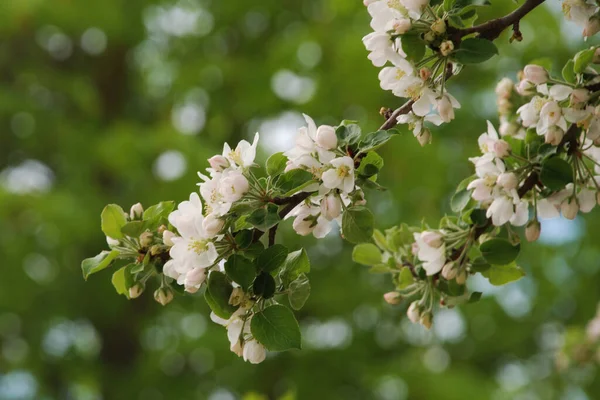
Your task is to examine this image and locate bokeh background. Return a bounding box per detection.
[2,1,600,399]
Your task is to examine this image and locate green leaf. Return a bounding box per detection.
[470,257,491,273]
[359,130,399,153]
[101,204,127,239]
[450,189,472,213]
[468,291,483,303]
[111,264,134,298]
[143,201,176,221]
[574,47,595,74]
[251,304,302,351]
[276,169,314,196]
[253,271,276,299]
[247,204,281,231]
[288,274,311,310]
[224,255,256,290]
[481,262,525,286]
[120,221,145,237]
[357,151,384,178]
[266,152,288,176]
[480,238,521,265]
[335,123,362,145]
[453,38,498,64]
[342,206,374,244]
[280,248,310,285]
[396,267,414,289]
[81,250,120,280]
[257,244,288,273]
[562,59,576,84]
[401,34,425,63]
[443,0,456,12]
[352,243,382,266]
[205,271,237,319]
[234,229,253,249]
[540,157,573,191]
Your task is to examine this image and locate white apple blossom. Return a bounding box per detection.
[413,231,446,275]
[219,170,250,203]
[321,156,356,193]
[222,133,259,169]
[289,204,332,238]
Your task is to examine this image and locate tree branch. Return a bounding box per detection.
[252,191,313,245]
[453,0,546,41]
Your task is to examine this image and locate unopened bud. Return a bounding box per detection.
[431,19,446,35]
[315,125,338,150]
[129,282,145,299]
[440,40,454,57]
[523,64,548,85]
[525,219,541,242]
[455,269,467,285]
[561,197,579,220]
[583,17,600,38]
[154,287,174,306]
[441,262,457,280]
[208,155,230,172]
[421,231,443,248]
[150,245,162,256]
[393,19,411,35]
[416,129,431,146]
[139,231,154,247]
[420,312,433,329]
[545,126,564,146]
[384,291,402,305]
[407,301,421,323]
[130,203,144,220]
[419,67,431,81]
[163,230,176,247]
[157,224,167,234]
[571,88,590,104]
[424,31,436,43]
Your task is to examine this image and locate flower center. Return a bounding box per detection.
[188,239,208,254]
[337,165,350,178]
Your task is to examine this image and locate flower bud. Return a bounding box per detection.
[420,312,433,330]
[421,231,443,248]
[497,172,518,191]
[525,219,541,242]
[393,19,411,35]
[431,19,446,35]
[208,155,230,172]
[292,214,316,236]
[383,291,402,305]
[455,269,467,285]
[157,224,167,234]
[129,282,144,299]
[571,88,590,104]
[495,77,514,99]
[516,79,535,96]
[583,18,600,38]
[242,340,267,364]
[315,125,337,150]
[419,67,431,81]
[203,214,224,237]
[184,267,207,293]
[594,48,600,64]
[437,95,455,122]
[320,195,342,220]
[106,236,120,246]
[545,126,564,146]
[139,231,154,248]
[154,287,174,306]
[162,230,176,246]
[561,197,579,220]
[407,301,421,324]
[440,40,454,57]
[416,129,431,146]
[423,31,436,43]
[441,262,458,280]
[130,203,144,220]
[150,245,162,256]
[219,171,249,202]
[523,64,548,85]
[493,139,511,158]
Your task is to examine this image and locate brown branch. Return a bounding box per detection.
[252,191,313,245]
[452,0,546,41]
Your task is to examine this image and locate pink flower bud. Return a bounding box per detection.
[416,129,431,146]
[242,340,266,364]
[441,262,457,280]
[525,220,541,242]
[202,214,224,237]
[561,197,579,220]
[315,125,337,150]
[320,195,342,220]
[571,88,590,104]
[420,312,433,329]
[437,95,455,122]
[584,18,600,38]
[407,301,421,324]
[154,287,174,306]
[440,40,454,57]
[545,126,564,146]
[163,230,176,246]
[384,291,402,305]
[393,19,411,35]
[129,283,144,299]
[129,202,144,220]
[493,139,511,158]
[523,65,548,85]
[208,155,230,171]
[421,231,443,248]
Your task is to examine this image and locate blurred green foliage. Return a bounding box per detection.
[1,0,600,399]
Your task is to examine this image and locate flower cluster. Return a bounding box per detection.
[562,0,600,37]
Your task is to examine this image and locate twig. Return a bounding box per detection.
[252,191,313,245]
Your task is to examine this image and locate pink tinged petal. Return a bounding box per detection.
[549,84,573,101]
[423,256,445,275]
[578,188,597,213]
[536,198,560,219]
[302,114,318,140]
[510,201,529,226]
[486,120,499,140]
[313,217,332,238]
[210,312,229,326]
[412,95,431,117]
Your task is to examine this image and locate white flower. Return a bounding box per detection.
[486,195,528,226]
[162,230,176,246]
[284,114,335,165]
[412,90,460,122]
[578,188,597,213]
[562,0,596,27]
[523,65,548,85]
[367,0,410,32]
[583,17,600,37]
[242,340,267,364]
[222,133,259,169]
[440,40,454,57]
[477,121,510,158]
[378,65,418,96]
[322,156,356,193]
[495,78,514,99]
[219,170,249,203]
[436,94,458,123]
[536,198,560,219]
[320,194,342,220]
[413,231,446,275]
[496,172,518,191]
[210,307,250,357]
[289,204,332,238]
[362,31,409,68]
[202,213,225,237]
[400,0,429,19]
[130,202,143,220]
[315,125,337,150]
[208,155,230,172]
[199,172,232,216]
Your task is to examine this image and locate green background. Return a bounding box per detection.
[1,0,599,399]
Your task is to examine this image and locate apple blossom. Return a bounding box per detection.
[523,64,548,85]
[321,156,356,193]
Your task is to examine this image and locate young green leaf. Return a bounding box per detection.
[276,169,314,195]
[101,204,127,239]
[81,250,120,280]
[481,262,525,286]
[257,244,288,273]
[288,274,311,310]
[562,59,576,84]
[280,248,310,285]
[453,38,498,64]
[266,152,288,176]
[352,243,382,266]
[253,271,276,299]
[396,267,414,289]
[111,264,134,297]
[450,189,472,213]
[335,123,362,145]
[205,271,237,319]
[342,206,374,244]
[251,304,302,351]
[540,157,573,190]
[224,254,256,290]
[401,34,425,63]
[480,238,521,265]
[143,201,176,220]
[574,47,595,74]
[247,204,282,231]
